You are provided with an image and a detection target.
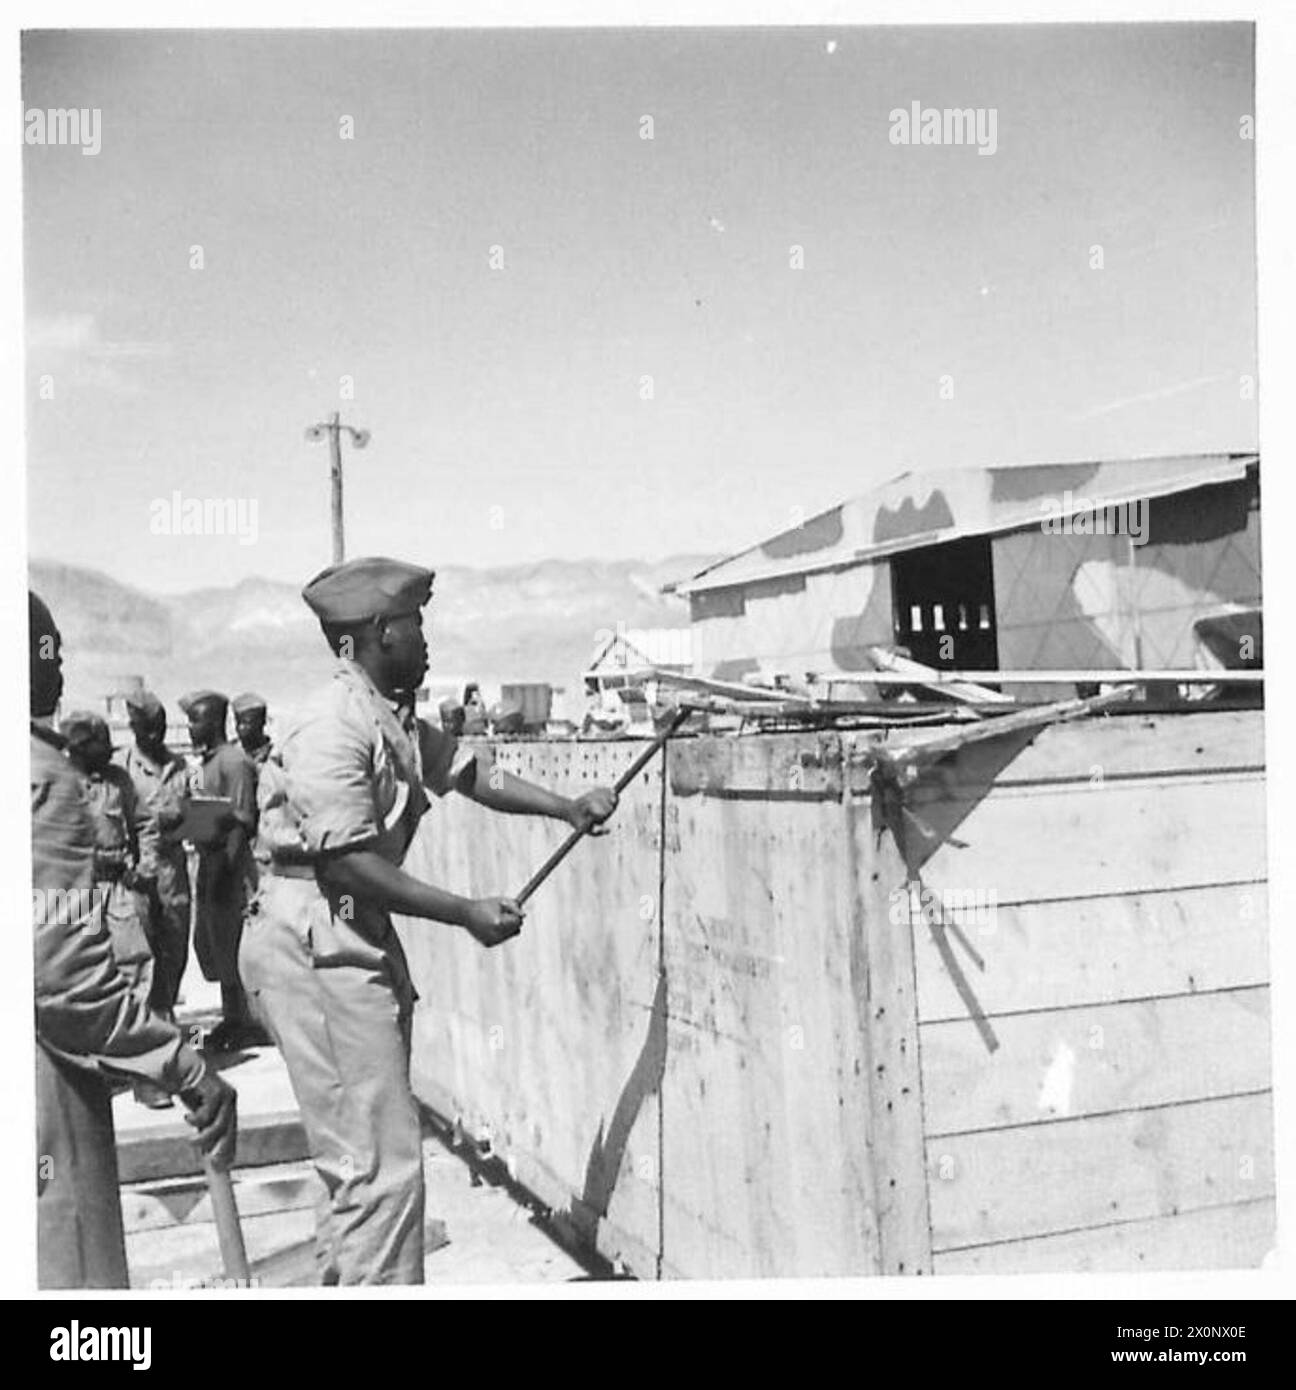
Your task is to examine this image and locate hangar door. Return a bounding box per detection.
[890,536,999,671]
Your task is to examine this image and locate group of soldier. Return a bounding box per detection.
[57,686,277,1105]
[30,594,237,1289]
[31,554,620,1288]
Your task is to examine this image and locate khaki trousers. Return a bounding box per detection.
[145,848,192,1015]
[240,877,425,1285]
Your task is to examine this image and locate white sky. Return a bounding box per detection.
[23,22,1257,592]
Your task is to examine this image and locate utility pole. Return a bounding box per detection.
[305,411,370,564]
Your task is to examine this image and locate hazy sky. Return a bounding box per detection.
[23,24,1257,593]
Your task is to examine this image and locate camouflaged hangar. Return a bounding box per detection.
[672,452,1261,695]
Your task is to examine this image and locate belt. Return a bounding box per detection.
[265,862,317,880]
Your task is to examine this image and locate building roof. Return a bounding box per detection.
[674,452,1258,596]
[587,627,692,673]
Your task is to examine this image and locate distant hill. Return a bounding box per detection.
[28,555,715,723]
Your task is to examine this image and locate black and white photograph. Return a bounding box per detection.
[10,3,1296,1321]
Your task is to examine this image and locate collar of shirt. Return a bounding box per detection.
[334,659,424,784]
[333,657,417,720]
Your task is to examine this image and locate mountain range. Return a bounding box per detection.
[29,554,715,724]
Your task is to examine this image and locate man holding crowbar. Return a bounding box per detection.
[241,556,622,1284]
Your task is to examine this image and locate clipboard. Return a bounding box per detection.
[178,794,233,847]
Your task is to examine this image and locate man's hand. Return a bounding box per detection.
[463,896,524,948]
[183,1072,238,1171]
[566,787,619,836]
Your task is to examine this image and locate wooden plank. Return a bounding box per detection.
[862,647,1013,704]
[846,730,932,1275]
[401,740,665,1277]
[500,749,662,1275]
[915,883,1268,1022]
[916,773,1266,905]
[650,668,807,705]
[118,1111,309,1184]
[878,689,1140,780]
[488,740,663,1277]
[934,1198,1276,1274]
[659,732,882,1279]
[665,727,843,799]
[893,708,1265,789]
[122,1163,321,1233]
[928,1092,1274,1250]
[922,988,1271,1135]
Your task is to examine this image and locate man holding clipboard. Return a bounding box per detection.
[181,691,267,1052]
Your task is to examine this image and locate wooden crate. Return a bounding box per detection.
[397,709,1272,1278]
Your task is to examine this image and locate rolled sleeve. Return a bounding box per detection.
[285,708,382,853]
[418,721,479,797]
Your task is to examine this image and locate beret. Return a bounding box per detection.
[125,688,165,718]
[232,692,267,715]
[302,556,435,624]
[60,710,110,746]
[180,690,228,717]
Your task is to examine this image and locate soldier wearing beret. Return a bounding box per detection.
[182,690,265,1052]
[116,690,194,1042]
[59,711,155,1007]
[232,692,273,768]
[240,556,619,1285]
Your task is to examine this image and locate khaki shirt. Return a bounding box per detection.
[76,763,141,879]
[257,660,475,964]
[116,742,192,874]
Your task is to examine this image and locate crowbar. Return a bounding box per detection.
[203,1158,251,1284]
[181,1084,252,1284]
[515,705,694,906]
